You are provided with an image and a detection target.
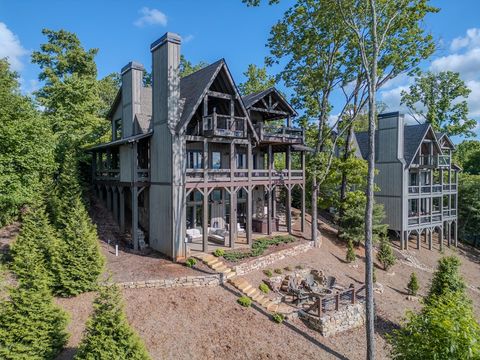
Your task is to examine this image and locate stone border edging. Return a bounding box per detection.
[115,274,222,289]
[232,241,314,276]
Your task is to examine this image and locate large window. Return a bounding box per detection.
[408,199,418,217]
[433,197,441,212]
[409,172,418,186]
[237,153,246,169]
[187,150,203,169]
[212,152,221,169]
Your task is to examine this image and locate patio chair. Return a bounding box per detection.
[186,228,202,243]
[326,276,336,290]
[237,223,246,235]
[288,277,310,305]
[302,274,319,292]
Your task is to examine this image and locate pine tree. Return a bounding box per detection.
[9,206,62,288]
[407,272,419,296]
[427,256,465,304]
[376,236,396,271]
[55,195,104,297]
[346,240,356,263]
[0,247,68,359]
[75,284,151,360]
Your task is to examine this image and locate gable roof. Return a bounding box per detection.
[354,123,431,166]
[242,87,297,118]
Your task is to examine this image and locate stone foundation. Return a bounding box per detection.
[116,274,222,289]
[233,241,314,276]
[300,302,366,337]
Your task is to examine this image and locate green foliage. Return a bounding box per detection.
[407,273,419,296]
[458,173,480,241]
[263,269,273,278]
[377,237,396,271]
[179,55,207,78]
[346,240,356,263]
[213,249,225,257]
[401,71,476,137]
[238,64,276,96]
[9,206,62,288]
[237,296,252,307]
[75,284,151,360]
[426,256,466,303]
[185,258,197,268]
[97,72,120,119]
[259,283,270,294]
[0,242,68,359]
[223,235,296,262]
[32,28,108,152]
[0,59,56,226]
[389,291,480,360]
[372,267,377,284]
[274,268,283,274]
[454,140,480,175]
[339,192,388,247]
[272,313,285,324]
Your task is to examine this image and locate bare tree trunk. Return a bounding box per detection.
[365,1,378,359]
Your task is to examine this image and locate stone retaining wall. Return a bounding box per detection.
[233,241,314,276]
[116,274,222,289]
[300,302,366,337]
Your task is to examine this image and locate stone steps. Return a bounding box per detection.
[193,253,237,281]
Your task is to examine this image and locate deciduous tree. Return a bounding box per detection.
[238,64,276,95]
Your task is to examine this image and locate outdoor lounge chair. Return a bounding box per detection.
[186,228,202,242]
[288,277,310,305]
[208,227,227,245]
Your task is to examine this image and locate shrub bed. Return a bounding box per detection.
[223,235,296,262]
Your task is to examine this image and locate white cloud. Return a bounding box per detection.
[0,22,27,71]
[134,7,167,27]
[430,48,480,80]
[182,34,194,43]
[379,85,410,112]
[450,28,480,52]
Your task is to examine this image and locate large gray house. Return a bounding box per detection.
[88,32,308,260]
[353,112,459,250]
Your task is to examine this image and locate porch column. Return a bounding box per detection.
[229,187,237,249]
[428,229,433,250]
[416,231,421,250]
[230,141,235,181]
[246,186,252,247]
[447,222,452,247]
[119,187,125,232]
[202,188,208,253]
[301,151,306,233]
[203,138,208,183]
[400,231,405,251]
[454,221,458,247]
[112,186,119,223]
[131,186,139,250]
[287,185,292,234]
[266,186,272,235]
[439,226,444,251]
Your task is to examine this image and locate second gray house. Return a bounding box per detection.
[353,112,459,250]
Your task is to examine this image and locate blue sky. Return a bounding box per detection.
[1,0,479,140]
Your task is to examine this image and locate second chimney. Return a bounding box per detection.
[121,61,144,138]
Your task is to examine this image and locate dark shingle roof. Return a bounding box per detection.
[354,123,430,166]
[242,88,273,109]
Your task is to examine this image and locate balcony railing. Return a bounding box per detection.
[186,168,304,183]
[255,123,304,144]
[408,212,443,226]
[203,114,247,138]
[409,183,456,195]
[413,154,450,167]
[95,169,119,181]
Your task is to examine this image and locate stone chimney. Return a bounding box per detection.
[377,111,405,163]
[121,61,144,138]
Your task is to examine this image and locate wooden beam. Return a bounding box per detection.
[203,189,208,253]
[250,106,289,116]
[229,187,237,249]
[207,90,232,100]
[246,186,252,247]
[119,187,125,232]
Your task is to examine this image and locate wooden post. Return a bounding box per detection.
[335,293,340,311]
[268,144,273,234]
[112,186,119,223]
[119,187,125,232]
[131,186,139,250]
[266,186,272,235]
[203,139,208,183]
[287,185,292,234]
[229,187,237,249]
[428,229,433,250]
[352,288,356,304]
[301,151,306,233]
[230,141,235,181]
[246,186,252,247]
[439,226,444,251]
[417,231,420,250]
[203,188,208,253]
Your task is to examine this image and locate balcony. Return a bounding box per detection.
[255,123,304,144]
[408,212,442,227]
[95,169,119,181]
[186,168,303,183]
[202,114,247,138]
[413,154,450,168]
[408,183,454,195]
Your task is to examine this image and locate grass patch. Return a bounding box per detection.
[274,268,283,274]
[223,235,296,262]
[272,313,285,323]
[237,296,252,307]
[259,283,270,294]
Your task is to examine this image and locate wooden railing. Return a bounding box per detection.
[186,168,304,183]
[255,123,304,144]
[305,285,366,317]
[203,114,247,138]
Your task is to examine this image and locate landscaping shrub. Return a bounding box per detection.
[223,235,297,262]
[259,283,270,294]
[377,236,396,271]
[346,240,356,263]
[75,284,151,360]
[213,249,224,257]
[274,268,282,274]
[284,266,292,272]
[272,313,285,324]
[237,296,252,307]
[263,269,273,277]
[407,272,419,296]
[427,256,465,303]
[185,258,197,268]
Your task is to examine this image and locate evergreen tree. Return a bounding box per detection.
[426,256,466,304]
[346,240,356,263]
[55,194,104,297]
[0,59,56,226]
[75,284,151,360]
[407,272,419,296]
[9,206,62,288]
[0,246,68,359]
[389,291,480,359]
[179,55,207,78]
[238,64,276,95]
[376,236,396,271]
